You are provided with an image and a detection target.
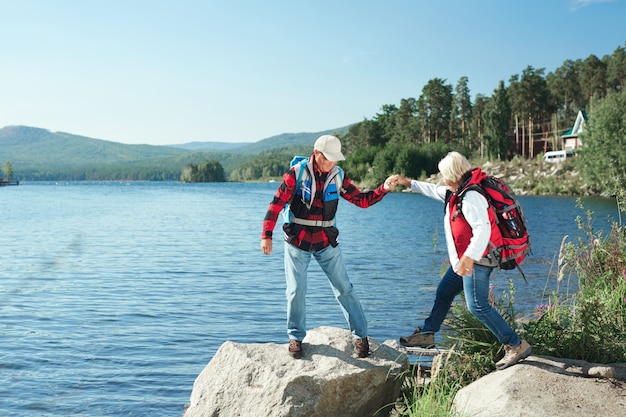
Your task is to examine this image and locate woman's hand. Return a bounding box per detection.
[458,255,475,276]
[396,176,412,187]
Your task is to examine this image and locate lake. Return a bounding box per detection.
[0,181,619,416]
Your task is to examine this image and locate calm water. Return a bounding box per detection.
[0,181,619,416]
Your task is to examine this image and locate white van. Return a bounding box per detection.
[543,150,574,163]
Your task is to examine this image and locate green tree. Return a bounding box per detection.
[416,95,428,145]
[3,161,13,180]
[393,98,419,145]
[471,94,488,158]
[546,59,583,129]
[483,81,512,160]
[343,105,398,155]
[366,145,398,184]
[508,66,552,157]
[394,143,451,179]
[341,145,382,183]
[180,160,225,183]
[580,54,607,111]
[508,73,525,156]
[450,76,473,149]
[343,118,384,154]
[579,90,626,193]
[374,104,398,146]
[606,44,626,93]
[419,78,453,144]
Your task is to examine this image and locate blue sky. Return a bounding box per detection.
[1,0,624,146]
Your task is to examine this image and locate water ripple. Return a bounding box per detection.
[0,182,618,416]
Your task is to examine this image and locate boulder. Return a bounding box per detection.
[453,355,626,417]
[184,326,408,417]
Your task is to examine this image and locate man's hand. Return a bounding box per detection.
[261,238,273,255]
[383,174,400,191]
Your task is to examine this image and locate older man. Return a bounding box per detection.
[261,135,398,359]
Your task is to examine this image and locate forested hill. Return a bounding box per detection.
[169,127,351,154]
[0,126,187,168]
[0,125,350,181]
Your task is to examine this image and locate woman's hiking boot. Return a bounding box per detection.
[495,339,532,370]
[399,328,435,348]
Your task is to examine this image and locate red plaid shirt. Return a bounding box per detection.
[262,159,389,251]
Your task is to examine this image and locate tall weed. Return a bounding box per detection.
[524,200,626,363]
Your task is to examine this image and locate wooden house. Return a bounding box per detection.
[561,110,586,151]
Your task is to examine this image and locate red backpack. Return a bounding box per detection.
[458,176,531,281]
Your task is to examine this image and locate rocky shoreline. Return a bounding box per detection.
[479,158,587,196]
[414,157,588,197]
[183,327,626,417]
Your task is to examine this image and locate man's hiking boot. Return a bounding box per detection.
[495,339,531,370]
[355,337,370,358]
[288,339,303,359]
[399,328,435,348]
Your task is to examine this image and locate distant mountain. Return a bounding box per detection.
[169,125,351,154]
[229,126,352,154]
[170,141,253,152]
[0,126,186,169]
[0,124,353,180]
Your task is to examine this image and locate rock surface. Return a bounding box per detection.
[184,327,626,417]
[183,326,408,417]
[453,355,626,417]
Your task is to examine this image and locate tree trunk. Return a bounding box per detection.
[515,114,520,157]
[528,114,534,158]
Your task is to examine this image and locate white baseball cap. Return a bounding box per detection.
[314,135,345,162]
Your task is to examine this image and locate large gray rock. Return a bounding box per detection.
[453,355,626,417]
[183,326,408,417]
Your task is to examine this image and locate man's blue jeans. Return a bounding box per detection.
[422,264,520,346]
[284,242,367,341]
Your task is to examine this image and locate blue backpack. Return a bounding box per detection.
[283,156,344,225]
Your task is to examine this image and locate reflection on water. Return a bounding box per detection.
[0,182,619,416]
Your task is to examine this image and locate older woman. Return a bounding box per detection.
[397,151,531,370]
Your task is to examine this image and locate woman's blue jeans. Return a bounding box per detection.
[422,264,520,346]
[284,242,367,341]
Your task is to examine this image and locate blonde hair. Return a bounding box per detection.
[438,151,471,183]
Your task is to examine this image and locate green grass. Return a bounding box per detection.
[394,353,463,417]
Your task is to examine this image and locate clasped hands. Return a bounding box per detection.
[383,174,410,191]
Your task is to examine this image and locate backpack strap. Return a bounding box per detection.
[456,184,486,212]
[289,157,312,208]
[283,158,310,223]
[333,166,345,194]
